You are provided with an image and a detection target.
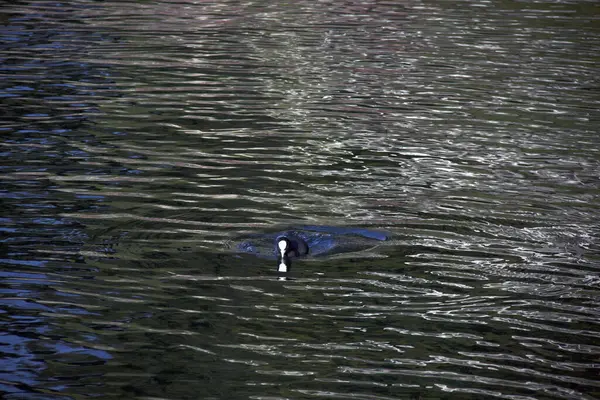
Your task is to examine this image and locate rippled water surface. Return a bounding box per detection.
[2,0,600,399]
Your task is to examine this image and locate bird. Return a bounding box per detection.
[275,234,309,273]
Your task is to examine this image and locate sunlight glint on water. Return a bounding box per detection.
[1,1,599,399]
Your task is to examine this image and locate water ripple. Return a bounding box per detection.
[2,0,600,399]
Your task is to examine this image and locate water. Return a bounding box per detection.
[1,0,599,399]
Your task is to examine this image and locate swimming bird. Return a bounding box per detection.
[275,234,309,273]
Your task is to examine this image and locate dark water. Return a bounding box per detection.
[2,0,600,399]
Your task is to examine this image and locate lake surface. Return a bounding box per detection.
[2,0,599,399]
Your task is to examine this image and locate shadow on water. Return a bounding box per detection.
[1,1,600,400]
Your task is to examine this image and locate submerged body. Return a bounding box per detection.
[233,226,389,273]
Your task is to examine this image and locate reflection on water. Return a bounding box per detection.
[1,0,599,399]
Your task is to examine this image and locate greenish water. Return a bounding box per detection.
[1,1,599,399]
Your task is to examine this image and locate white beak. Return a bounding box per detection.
[277,239,287,257]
